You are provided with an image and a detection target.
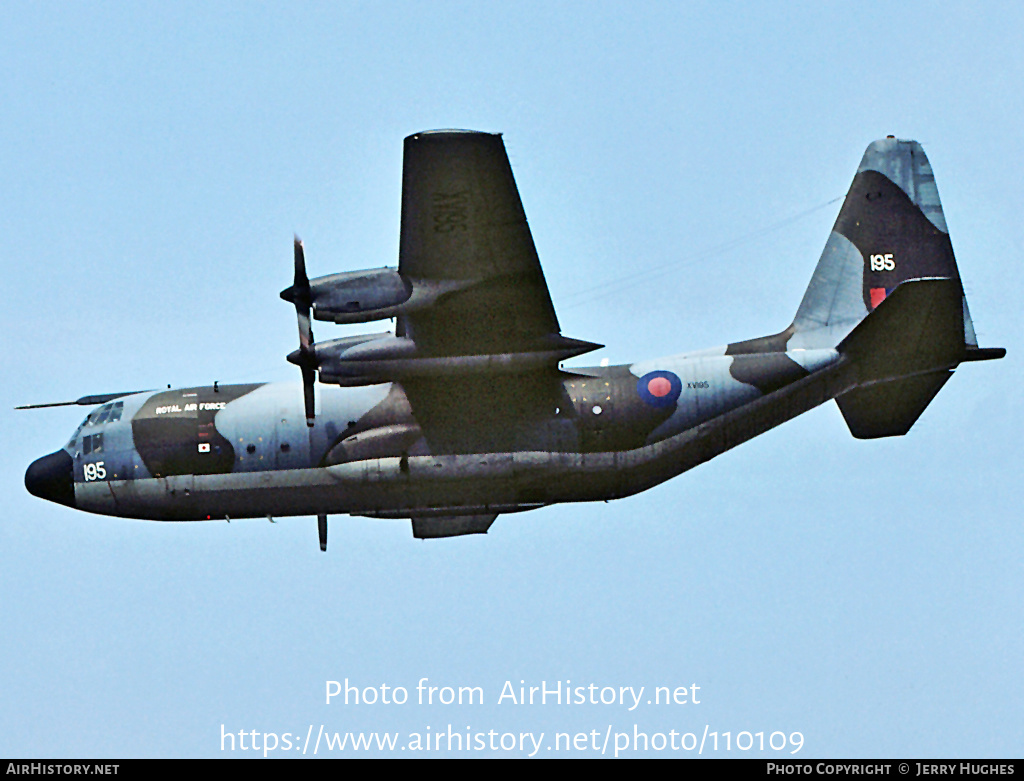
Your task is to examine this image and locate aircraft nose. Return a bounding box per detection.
[25,450,76,508]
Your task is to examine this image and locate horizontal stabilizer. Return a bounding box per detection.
[963,346,1007,362]
[835,277,965,438]
[837,278,964,381]
[412,514,497,539]
[836,369,952,439]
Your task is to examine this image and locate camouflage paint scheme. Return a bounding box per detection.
[25,133,1003,541]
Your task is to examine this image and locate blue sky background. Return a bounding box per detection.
[1,1,1021,758]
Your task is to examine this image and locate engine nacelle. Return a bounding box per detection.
[314,333,602,386]
[308,268,412,324]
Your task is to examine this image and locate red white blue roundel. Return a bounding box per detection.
[637,370,682,408]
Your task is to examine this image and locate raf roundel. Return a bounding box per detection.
[636,370,682,408]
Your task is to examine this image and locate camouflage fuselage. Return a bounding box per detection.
[64,347,842,522]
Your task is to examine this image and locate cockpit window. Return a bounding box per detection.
[82,433,104,455]
[83,401,123,428]
[67,422,85,448]
[68,400,124,448]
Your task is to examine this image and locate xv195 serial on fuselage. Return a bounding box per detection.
[24,131,1004,547]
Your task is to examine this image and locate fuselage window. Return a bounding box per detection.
[108,401,123,422]
[94,404,112,425]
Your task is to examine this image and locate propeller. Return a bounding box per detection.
[281,237,317,427]
[282,239,327,549]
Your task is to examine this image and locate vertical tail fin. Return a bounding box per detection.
[777,138,1003,437]
[790,137,973,350]
[723,138,1001,438]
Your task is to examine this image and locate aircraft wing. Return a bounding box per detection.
[286,131,599,448]
[396,130,562,354]
[389,131,598,452]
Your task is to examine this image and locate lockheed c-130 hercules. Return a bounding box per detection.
[23,131,1004,549]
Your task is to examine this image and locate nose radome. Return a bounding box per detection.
[25,450,76,508]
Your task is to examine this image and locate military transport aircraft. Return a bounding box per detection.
[23,131,1004,549]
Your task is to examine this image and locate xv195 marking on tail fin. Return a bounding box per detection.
[22,133,1004,547]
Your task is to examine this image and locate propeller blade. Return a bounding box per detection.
[318,513,327,552]
[293,237,314,352]
[297,307,313,356]
[302,366,316,428]
[283,237,318,427]
[293,235,309,291]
